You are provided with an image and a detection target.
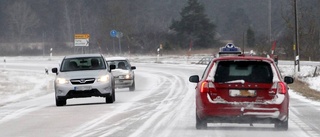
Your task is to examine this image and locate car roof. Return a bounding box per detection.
[105,57,128,61]
[64,54,103,59]
[213,55,274,63]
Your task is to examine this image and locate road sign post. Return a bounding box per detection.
[49,48,53,61]
[116,32,123,54]
[74,34,89,54]
[110,30,117,54]
[74,34,90,47]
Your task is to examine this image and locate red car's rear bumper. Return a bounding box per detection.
[196,93,289,123]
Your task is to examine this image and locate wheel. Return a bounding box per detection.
[112,89,115,101]
[129,80,135,91]
[56,97,66,106]
[275,120,288,130]
[196,113,207,129]
[106,88,115,103]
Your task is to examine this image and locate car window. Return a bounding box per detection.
[60,57,106,72]
[106,60,131,70]
[201,62,212,79]
[213,61,273,83]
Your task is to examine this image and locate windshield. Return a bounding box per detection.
[60,57,106,72]
[106,60,131,70]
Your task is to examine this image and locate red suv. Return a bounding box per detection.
[189,44,294,130]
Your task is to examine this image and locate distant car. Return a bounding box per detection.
[52,54,116,106]
[189,44,294,130]
[105,57,136,91]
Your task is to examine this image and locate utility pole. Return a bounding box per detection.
[294,0,300,72]
[42,32,46,56]
[269,0,272,45]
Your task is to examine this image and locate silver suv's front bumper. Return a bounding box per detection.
[55,81,113,99]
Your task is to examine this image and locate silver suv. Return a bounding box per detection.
[105,57,136,91]
[52,54,116,106]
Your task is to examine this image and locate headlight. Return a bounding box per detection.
[125,74,131,79]
[119,74,131,79]
[56,78,69,84]
[98,75,110,82]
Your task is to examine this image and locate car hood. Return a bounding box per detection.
[58,70,109,79]
[111,69,131,76]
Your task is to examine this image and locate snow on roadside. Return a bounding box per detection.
[279,64,320,93]
[0,69,54,106]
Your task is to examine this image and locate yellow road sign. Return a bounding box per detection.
[75,34,90,39]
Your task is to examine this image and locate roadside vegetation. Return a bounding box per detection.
[1,0,320,61]
[290,79,320,101]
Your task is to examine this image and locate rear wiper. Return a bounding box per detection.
[225,80,245,84]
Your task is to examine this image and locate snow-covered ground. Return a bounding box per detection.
[278,60,320,93]
[1,55,320,107]
[0,56,57,106]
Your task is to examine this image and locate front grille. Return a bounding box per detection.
[64,89,109,98]
[70,78,95,85]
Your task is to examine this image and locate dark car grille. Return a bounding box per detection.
[70,78,95,85]
[66,89,107,98]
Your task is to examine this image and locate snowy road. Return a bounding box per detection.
[0,57,320,137]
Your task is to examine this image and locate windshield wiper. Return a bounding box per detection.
[225,79,245,84]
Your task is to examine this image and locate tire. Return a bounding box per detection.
[274,120,288,130]
[129,80,135,91]
[196,113,207,129]
[112,89,115,101]
[56,97,66,106]
[106,88,115,103]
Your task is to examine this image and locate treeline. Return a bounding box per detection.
[0,0,320,60]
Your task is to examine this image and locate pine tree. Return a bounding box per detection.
[170,0,216,49]
[247,27,255,48]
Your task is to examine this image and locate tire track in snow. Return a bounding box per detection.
[128,68,192,137]
[65,70,170,137]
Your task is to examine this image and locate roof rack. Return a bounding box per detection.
[218,43,242,55]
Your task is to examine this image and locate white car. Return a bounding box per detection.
[105,57,136,91]
[52,54,116,106]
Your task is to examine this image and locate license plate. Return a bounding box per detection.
[74,86,92,91]
[229,89,256,97]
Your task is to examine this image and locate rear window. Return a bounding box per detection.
[60,57,106,72]
[214,61,273,83]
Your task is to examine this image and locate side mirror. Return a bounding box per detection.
[131,66,136,70]
[52,68,58,74]
[189,75,200,83]
[284,76,294,84]
[110,64,116,70]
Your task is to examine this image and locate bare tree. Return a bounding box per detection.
[101,0,135,53]
[280,0,320,60]
[63,0,73,43]
[6,1,40,42]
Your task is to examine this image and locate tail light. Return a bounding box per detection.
[271,82,287,94]
[200,81,216,93]
[200,81,209,93]
[277,82,287,94]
